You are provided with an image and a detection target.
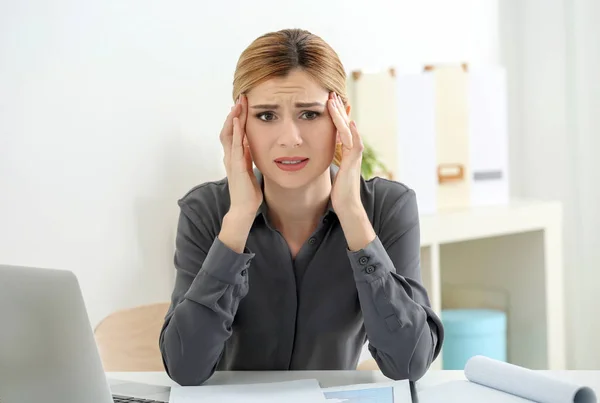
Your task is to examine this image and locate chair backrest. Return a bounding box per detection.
[94,302,170,372]
[356,358,380,371]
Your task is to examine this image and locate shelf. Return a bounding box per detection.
[419,199,562,246]
[417,199,565,371]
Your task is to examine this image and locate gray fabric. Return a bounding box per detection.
[159,165,444,386]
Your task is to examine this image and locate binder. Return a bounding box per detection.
[346,64,509,214]
[468,66,510,206]
[395,71,438,215]
[346,69,397,180]
[430,65,471,210]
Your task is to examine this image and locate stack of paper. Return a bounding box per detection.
[169,379,327,403]
[323,381,409,402]
[169,379,411,403]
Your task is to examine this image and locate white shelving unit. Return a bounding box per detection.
[419,199,565,370]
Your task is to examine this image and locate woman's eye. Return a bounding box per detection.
[301,111,320,120]
[257,112,276,122]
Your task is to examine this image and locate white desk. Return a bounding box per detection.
[107,369,600,394]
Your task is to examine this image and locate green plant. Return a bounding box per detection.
[361,140,389,179]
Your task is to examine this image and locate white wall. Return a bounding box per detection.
[566,0,600,369]
[499,0,600,369]
[0,0,499,328]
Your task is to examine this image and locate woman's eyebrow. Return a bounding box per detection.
[295,102,325,108]
[250,102,325,109]
[250,104,279,110]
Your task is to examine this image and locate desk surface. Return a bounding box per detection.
[107,369,600,394]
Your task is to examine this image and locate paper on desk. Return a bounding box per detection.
[168,379,327,403]
[419,356,598,403]
[418,380,533,403]
[465,356,597,403]
[322,380,411,403]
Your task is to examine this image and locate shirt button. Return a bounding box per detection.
[241,269,247,276]
[308,237,317,245]
[359,256,369,265]
[365,266,375,274]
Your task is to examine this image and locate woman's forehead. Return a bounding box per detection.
[247,70,328,101]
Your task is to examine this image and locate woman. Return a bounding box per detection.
[159,28,443,386]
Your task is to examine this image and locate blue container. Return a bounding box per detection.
[441,309,507,370]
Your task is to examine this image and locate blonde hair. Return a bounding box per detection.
[232,29,346,166]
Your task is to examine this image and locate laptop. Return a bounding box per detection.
[0,264,171,403]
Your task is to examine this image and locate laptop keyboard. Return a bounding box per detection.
[113,394,166,403]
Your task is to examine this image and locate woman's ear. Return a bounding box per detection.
[345,104,352,117]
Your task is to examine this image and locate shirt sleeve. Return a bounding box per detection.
[346,188,444,381]
[159,201,254,386]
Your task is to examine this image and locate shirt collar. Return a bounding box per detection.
[254,164,338,219]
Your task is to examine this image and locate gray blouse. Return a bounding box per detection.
[159,165,444,386]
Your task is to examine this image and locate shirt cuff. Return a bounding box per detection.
[347,236,394,282]
[200,236,255,285]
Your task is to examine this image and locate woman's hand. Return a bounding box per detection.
[328,92,364,216]
[328,92,376,251]
[220,95,263,217]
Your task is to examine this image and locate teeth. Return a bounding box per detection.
[280,160,303,164]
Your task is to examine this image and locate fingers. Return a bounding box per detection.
[334,93,349,125]
[221,99,243,171]
[328,92,353,150]
[220,100,241,147]
[242,129,253,171]
[231,117,245,168]
[231,96,249,168]
[349,120,364,153]
[244,140,254,172]
[239,94,248,134]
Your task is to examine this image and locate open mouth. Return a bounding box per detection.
[276,159,308,165]
[274,157,310,171]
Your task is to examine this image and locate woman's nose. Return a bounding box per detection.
[277,120,303,148]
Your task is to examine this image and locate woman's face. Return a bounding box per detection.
[245,69,343,190]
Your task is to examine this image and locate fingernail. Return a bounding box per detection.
[350,121,357,129]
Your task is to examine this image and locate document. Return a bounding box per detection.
[324,387,394,402]
[419,356,597,403]
[169,379,327,403]
[322,380,411,403]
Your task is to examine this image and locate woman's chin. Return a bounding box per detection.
[270,172,312,189]
[267,165,333,191]
[261,165,312,189]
